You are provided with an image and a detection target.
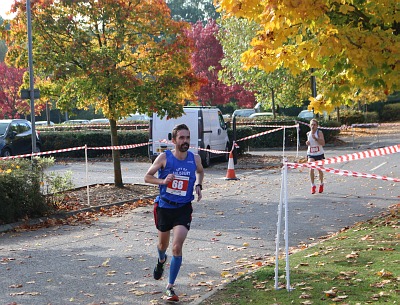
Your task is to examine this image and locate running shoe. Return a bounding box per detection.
[153,254,167,280]
[311,185,316,194]
[319,184,324,193]
[166,287,179,302]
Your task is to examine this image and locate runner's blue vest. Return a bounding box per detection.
[156,150,196,208]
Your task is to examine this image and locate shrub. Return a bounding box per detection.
[0,157,77,224]
[44,170,75,208]
[339,110,379,125]
[0,159,49,224]
[381,103,400,122]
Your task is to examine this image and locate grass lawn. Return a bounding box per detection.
[198,204,399,305]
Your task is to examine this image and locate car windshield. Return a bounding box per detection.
[122,114,150,121]
[234,109,255,117]
[0,122,9,135]
[298,111,314,118]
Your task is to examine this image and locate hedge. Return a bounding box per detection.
[381,103,400,122]
[40,130,149,158]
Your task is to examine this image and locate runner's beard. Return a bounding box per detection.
[178,143,189,152]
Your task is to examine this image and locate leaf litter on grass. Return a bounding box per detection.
[198,203,399,305]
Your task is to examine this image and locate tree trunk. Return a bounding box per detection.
[110,119,123,187]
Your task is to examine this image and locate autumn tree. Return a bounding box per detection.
[187,19,256,108]
[0,62,28,119]
[1,0,203,187]
[217,17,309,117]
[216,0,399,114]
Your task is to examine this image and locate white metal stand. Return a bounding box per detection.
[85,145,90,206]
[274,159,293,291]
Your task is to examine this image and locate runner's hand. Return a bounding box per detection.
[163,174,175,185]
[196,187,202,202]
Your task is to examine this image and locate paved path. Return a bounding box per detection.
[0,131,399,305]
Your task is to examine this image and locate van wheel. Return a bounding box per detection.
[223,143,230,162]
[202,151,211,168]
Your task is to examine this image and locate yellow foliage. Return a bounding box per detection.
[308,94,335,114]
[216,0,400,102]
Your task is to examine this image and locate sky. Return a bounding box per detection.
[0,0,15,20]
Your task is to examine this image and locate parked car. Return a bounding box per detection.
[249,112,274,119]
[62,119,90,125]
[89,118,109,124]
[297,110,315,120]
[0,119,41,157]
[118,113,150,123]
[233,108,256,117]
[35,120,55,126]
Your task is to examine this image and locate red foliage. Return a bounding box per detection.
[0,63,30,119]
[187,19,255,108]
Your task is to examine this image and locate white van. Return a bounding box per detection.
[149,106,230,167]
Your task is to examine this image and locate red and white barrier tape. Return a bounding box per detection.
[88,142,150,150]
[236,127,284,142]
[155,127,288,153]
[248,124,298,129]
[311,144,400,166]
[297,120,400,130]
[0,146,87,160]
[286,162,400,182]
[155,126,292,154]
[36,123,148,129]
[296,120,348,130]
[287,144,400,182]
[0,142,151,160]
[153,140,228,154]
[38,129,150,133]
[351,123,379,128]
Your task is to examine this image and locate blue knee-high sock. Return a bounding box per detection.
[168,255,182,285]
[157,248,166,262]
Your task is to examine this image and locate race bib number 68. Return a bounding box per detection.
[166,175,190,196]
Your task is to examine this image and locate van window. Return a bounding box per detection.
[218,112,226,129]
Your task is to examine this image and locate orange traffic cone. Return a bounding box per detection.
[225,151,239,180]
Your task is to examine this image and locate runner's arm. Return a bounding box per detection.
[316,130,326,146]
[194,154,204,201]
[144,153,174,185]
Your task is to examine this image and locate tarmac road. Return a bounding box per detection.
[0,133,399,305]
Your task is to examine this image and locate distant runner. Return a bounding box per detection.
[306,119,326,194]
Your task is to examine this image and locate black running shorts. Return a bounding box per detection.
[307,153,325,161]
[153,202,193,232]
